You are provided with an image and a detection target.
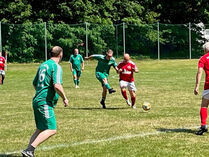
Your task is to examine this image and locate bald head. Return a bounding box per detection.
[51,46,63,57]
[124,53,130,62]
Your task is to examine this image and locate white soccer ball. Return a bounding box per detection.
[142,102,151,111]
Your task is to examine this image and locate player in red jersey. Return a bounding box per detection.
[194,42,209,135]
[117,53,138,109]
[0,52,6,85]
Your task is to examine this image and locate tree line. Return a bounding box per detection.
[0,0,209,62]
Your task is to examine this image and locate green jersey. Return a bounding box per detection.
[92,55,117,75]
[33,59,63,107]
[69,54,84,71]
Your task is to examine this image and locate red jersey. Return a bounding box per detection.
[0,56,5,70]
[117,60,137,82]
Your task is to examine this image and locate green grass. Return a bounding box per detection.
[0,59,207,157]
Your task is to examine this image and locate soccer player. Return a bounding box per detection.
[21,46,69,157]
[117,53,138,109]
[69,48,84,88]
[85,49,118,109]
[0,51,6,85]
[194,42,209,135]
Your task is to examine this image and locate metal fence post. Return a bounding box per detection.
[123,22,126,54]
[189,22,191,59]
[0,22,2,53]
[115,24,118,58]
[157,22,160,60]
[85,22,89,57]
[44,22,47,61]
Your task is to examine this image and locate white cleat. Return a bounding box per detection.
[126,100,131,106]
[132,105,136,109]
[75,85,79,88]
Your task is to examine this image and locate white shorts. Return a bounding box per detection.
[119,80,136,91]
[202,89,209,100]
[0,70,5,76]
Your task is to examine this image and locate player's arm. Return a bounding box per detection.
[84,55,93,60]
[54,83,68,107]
[81,62,84,71]
[85,54,102,60]
[194,67,203,95]
[132,66,139,73]
[69,62,73,72]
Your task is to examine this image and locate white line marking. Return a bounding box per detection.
[2,126,199,155]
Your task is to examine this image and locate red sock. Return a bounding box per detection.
[121,90,128,100]
[200,107,208,126]
[131,96,136,106]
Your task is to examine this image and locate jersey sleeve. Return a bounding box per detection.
[80,55,84,63]
[112,57,117,67]
[53,64,63,85]
[198,56,205,68]
[33,68,39,87]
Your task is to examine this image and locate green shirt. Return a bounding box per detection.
[69,54,84,71]
[92,55,117,75]
[33,59,63,107]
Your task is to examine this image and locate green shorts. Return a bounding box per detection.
[73,69,82,78]
[96,72,109,86]
[33,102,56,130]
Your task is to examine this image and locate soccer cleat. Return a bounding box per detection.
[108,88,116,94]
[126,100,131,106]
[100,100,106,109]
[132,105,136,109]
[21,150,34,157]
[195,125,208,135]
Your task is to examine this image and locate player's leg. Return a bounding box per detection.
[196,96,209,135]
[72,69,78,88]
[0,70,5,85]
[100,86,107,109]
[120,80,131,106]
[76,70,82,88]
[128,82,137,109]
[102,77,116,94]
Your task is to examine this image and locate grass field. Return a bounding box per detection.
[0,59,208,157]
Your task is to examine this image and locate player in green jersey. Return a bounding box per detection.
[85,49,118,109]
[69,48,84,88]
[21,46,69,157]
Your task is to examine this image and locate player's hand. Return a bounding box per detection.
[119,68,123,73]
[63,98,69,107]
[82,68,84,71]
[194,87,199,95]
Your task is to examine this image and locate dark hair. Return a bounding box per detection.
[50,46,63,57]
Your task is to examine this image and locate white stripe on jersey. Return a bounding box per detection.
[56,64,61,84]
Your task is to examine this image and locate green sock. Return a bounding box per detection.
[74,79,77,85]
[77,80,80,86]
[104,83,111,90]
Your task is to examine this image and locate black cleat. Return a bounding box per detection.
[21,150,34,157]
[100,100,106,109]
[195,125,208,135]
[108,88,116,94]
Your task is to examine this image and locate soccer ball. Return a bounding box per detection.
[142,102,151,111]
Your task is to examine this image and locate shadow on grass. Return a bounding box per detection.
[157,128,196,134]
[67,107,129,110]
[0,154,21,157]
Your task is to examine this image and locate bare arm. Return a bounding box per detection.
[54,83,69,107]
[84,55,93,60]
[133,66,139,73]
[81,62,84,71]
[194,67,203,95]
[69,63,73,72]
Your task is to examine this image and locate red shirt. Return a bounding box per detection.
[198,52,209,90]
[0,56,5,70]
[117,60,137,82]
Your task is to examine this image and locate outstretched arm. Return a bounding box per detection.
[194,67,203,95]
[84,55,94,60]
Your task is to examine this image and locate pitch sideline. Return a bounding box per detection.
[1,126,198,155]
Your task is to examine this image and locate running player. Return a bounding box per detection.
[117,53,138,109]
[85,49,118,109]
[21,46,68,157]
[194,42,209,135]
[69,48,84,88]
[0,52,6,85]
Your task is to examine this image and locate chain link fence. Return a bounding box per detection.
[0,22,208,62]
